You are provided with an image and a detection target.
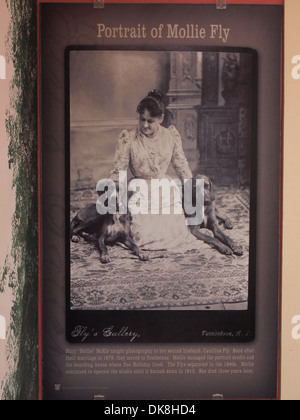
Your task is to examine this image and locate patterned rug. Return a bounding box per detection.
[70,187,250,310]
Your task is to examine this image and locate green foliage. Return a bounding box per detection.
[1,0,38,401]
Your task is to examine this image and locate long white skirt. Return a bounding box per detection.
[129,177,198,251]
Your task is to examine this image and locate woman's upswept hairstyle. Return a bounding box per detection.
[137,89,165,118]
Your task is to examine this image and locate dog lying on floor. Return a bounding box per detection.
[70,186,149,264]
[186,174,244,256]
[71,174,242,261]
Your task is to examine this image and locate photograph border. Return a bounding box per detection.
[65,45,258,344]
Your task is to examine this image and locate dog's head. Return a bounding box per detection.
[97,180,123,213]
[192,174,216,206]
[70,203,104,237]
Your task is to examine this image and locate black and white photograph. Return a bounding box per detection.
[67,48,256,315]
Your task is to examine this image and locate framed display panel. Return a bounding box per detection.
[39,0,282,401]
[66,46,257,344]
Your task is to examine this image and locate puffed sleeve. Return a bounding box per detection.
[110,130,131,181]
[169,125,193,181]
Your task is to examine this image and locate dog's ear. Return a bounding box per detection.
[70,215,80,238]
[114,181,120,192]
[183,178,193,208]
[209,178,216,202]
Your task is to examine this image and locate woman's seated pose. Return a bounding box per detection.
[109,89,196,251]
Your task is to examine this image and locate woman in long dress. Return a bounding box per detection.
[110,90,196,251]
